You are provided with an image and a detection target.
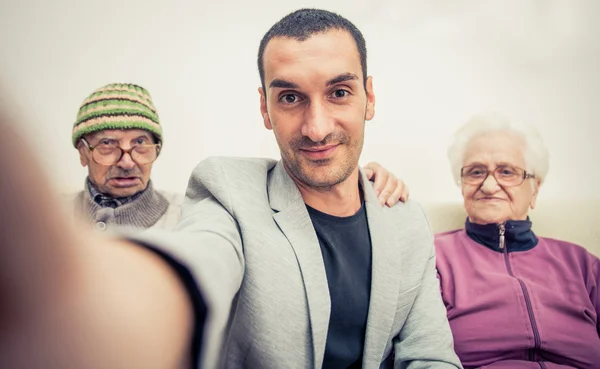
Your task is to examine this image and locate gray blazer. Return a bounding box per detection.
[131,157,461,369]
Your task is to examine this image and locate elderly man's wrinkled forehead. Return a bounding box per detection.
[262,30,365,89]
[84,129,155,143]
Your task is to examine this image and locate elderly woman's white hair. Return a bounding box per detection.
[447,112,550,186]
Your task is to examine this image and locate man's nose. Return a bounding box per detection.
[115,149,136,170]
[301,100,334,142]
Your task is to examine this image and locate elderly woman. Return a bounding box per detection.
[435,114,600,368]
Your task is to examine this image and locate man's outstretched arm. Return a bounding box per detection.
[0,104,195,369]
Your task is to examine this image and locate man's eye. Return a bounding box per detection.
[99,139,115,146]
[135,138,148,145]
[331,89,349,99]
[279,94,301,104]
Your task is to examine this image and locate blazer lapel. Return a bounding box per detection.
[360,171,405,367]
[269,161,331,369]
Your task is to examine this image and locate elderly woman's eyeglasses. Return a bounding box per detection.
[461,164,535,187]
[80,138,161,166]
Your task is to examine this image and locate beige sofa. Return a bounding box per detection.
[163,195,599,256]
[69,188,599,257]
[422,201,600,257]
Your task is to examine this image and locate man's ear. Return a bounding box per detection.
[365,76,376,121]
[529,178,541,209]
[259,87,272,130]
[77,143,88,167]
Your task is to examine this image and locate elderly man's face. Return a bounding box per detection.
[258,30,375,189]
[78,129,155,198]
[461,131,541,225]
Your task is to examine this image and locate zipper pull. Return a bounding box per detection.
[499,222,506,249]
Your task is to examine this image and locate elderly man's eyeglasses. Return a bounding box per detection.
[80,138,161,166]
[461,164,535,187]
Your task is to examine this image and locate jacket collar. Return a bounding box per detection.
[267,161,405,367]
[465,217,538,252]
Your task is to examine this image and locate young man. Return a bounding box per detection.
[0,9,459,369]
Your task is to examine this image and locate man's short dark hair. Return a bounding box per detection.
[257,8,368,92]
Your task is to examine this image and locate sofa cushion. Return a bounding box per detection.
[422,201,600,257]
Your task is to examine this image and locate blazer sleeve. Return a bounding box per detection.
[122,161,246,368]
[393,246,462,368]
[393,208,462,368]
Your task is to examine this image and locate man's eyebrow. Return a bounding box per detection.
[269,79,299,89]
[94,135,116,141]
[268,73,359,89]
[326,73,359,86]
[131,135,151,142]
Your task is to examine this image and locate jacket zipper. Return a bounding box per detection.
[499,222,506,249]
[500,222,542,362]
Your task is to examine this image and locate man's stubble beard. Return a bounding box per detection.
[280,128,365,191]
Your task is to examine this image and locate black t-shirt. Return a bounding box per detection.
[306,202,372,369]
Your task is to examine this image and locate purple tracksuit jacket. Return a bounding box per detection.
[435,219,600,368]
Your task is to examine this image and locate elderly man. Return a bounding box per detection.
[71,83,181,230]
[0,8,459,369]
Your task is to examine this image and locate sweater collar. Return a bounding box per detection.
[465,217,538,253]
[80,179,169,228]
[87,178,145,208]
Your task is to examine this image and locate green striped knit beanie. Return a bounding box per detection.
[72,83,162,147]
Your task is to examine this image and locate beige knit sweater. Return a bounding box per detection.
[66,181,182,231]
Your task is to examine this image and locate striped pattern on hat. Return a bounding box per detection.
[72,83,162,147]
